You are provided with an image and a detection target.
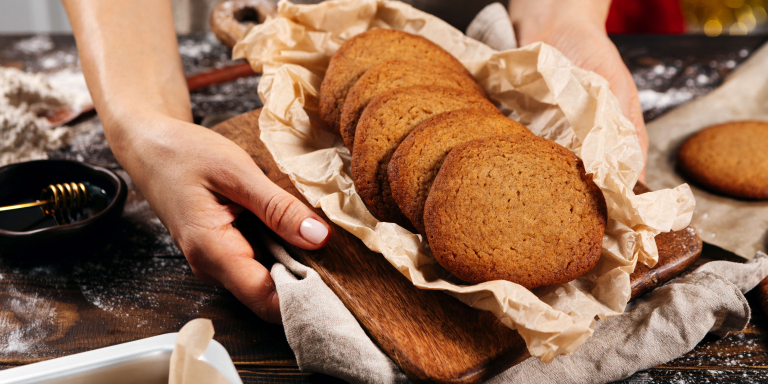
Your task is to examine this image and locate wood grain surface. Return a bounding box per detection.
[211,108,703,383]
[0,242,294,366]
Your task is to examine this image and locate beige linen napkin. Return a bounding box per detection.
[465,3,517,51]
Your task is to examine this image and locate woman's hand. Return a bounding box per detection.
[509,0,648,182]
[116,114,331,323]
[63,0,331,324]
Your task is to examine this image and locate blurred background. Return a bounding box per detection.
[680,0,768,35]
[0,0,766,36]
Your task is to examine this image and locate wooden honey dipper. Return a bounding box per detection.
[0,182,89,218]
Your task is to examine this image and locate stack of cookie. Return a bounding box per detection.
[319,29,607,290]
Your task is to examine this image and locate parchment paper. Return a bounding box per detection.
[169,319,230,384]
[646,42,768,259]
[233,0,695,362]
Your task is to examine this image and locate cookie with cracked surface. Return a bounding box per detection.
[677,121,768,199]
[423,134,606,289]
[319,29,470,134]
[340,59,486,151]
[351,85,498,228]
[388,109,532,235]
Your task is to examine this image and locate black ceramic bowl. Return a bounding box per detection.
[0,160,127,249]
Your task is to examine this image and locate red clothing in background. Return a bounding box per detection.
[607,0,686,34]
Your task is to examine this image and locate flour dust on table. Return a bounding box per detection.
[0,285,75,357]
[0,67,90,166]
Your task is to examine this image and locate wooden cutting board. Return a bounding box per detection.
[211,108,702,384]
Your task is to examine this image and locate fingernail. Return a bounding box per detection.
[300,218,329,244]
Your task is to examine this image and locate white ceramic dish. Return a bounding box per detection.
[0,333,242,384]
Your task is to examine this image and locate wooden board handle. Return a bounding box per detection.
[210,0,278,49]
[630,182,703,299]
[186,61,256,92]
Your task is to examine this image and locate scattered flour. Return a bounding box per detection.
[47,68,92,108]
[0,67,90,166]
[13,35,54,54]
[638,88,694,113]
[39,51,78,70]
[178,36,213,57]
[0,287,58,355]
[71,257,209,319]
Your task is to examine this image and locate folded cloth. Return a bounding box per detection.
[269,240,409,384]
[465,3,517,51]
[488,254,768,384]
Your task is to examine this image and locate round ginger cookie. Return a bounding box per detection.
[340,59,486,151]
[351,86,498,228]
[677,121,768,199]
[423,135,607,289]
[388,109,532,235]
[319,29,470,134]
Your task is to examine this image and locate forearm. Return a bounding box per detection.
[62,1,327,323]
[62,0,191,160]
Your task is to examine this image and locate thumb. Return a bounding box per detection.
[214,161,332,250]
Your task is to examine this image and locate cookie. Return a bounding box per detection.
[388,109,531,235]
[319,29,470,134]
[423,135,607,289]
[677,121,768,199]
[340,60,486,151]
[351,86,498,227]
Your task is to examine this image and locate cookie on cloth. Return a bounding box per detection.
[351,85,498,228]
[319,29,470,134]
[423,134,607,289]
[677,121,768,199]
[388,109,531,235]
[340,59,486,151]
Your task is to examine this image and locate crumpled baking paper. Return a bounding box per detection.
[169,319,231,384]
[645,41,768,260]
[233,0,695,362]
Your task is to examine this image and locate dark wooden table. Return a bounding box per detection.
[0,33,767,384]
